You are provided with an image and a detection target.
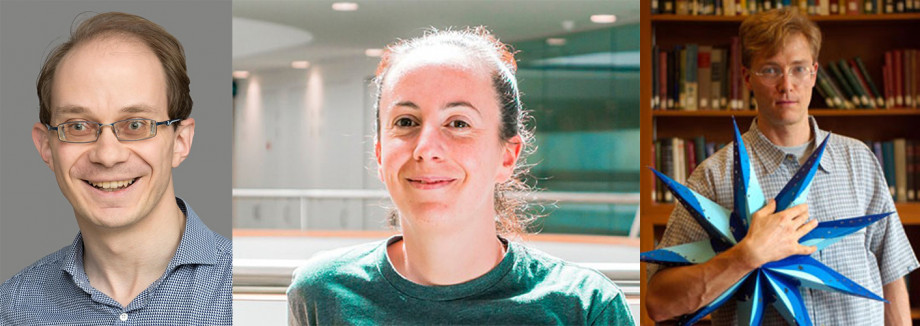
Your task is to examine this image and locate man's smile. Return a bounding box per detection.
[83,177,139,192]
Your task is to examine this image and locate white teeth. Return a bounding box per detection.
[89,179,135,190]
[413,179,447,184]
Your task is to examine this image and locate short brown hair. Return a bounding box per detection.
[374,27,537,237]
[37,12,191,125]
[739,8,821,68]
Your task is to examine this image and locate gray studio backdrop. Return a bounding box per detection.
[0,1,232,281]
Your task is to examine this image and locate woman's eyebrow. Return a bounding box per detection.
[392,100,481,115]
[446,101,481,115]
[394,101,419,109]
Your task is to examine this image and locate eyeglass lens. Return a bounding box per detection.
[58,119,157,142]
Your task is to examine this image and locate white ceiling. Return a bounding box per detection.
[232,0,640,71]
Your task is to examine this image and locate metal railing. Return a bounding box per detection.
[232,188,641,238]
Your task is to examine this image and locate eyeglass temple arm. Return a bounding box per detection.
[156,118,183,126]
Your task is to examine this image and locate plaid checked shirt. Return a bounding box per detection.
[0,198,232,325]
[648,117,918,325]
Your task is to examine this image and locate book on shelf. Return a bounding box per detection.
[904,139,912,202]
[682,44,700,111]
[882,49,920,109]
[895,138,908,201]
[852,57,886,108]
[729,37,748,110]
[653,137,728,202]
[821,58,887,109]
[652,38,753,111]
[712,48,727,109]
[865,138,920,202]
[651,0,919,15]
[826,60,865,107]
[699,46,713,110]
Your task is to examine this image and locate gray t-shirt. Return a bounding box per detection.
[776,137,815,165]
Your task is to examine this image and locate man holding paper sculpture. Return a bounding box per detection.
[646,8,917,325]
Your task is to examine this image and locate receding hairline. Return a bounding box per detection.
[47,36,169,123]
[59,31,157,61]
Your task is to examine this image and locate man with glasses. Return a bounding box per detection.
[0,12,231,324]
[646,8,917,325]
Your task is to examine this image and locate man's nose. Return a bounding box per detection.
[87,126,130,167]
[776,70,795,93]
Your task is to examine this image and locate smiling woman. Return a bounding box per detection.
[285,27,635,326]
[374,26,534,238]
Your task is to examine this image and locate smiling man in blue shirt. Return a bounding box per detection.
[0,12,231,325]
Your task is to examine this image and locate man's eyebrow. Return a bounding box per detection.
[54,105,86,115]
[121,105,158,114]
[761,59,811,66]
[54,105,159,115]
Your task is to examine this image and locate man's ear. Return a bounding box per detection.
[496,135,523,183]
[808,61,818,88]
[32,122,54,170]
[172,118,195,168]
[742,66,753,91]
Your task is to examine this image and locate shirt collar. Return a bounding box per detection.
[747,116,834,176]
[61,233,90,293]
[61,197,218,281]
[169,197,219,268]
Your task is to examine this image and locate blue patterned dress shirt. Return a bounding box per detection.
[0,198,232,325]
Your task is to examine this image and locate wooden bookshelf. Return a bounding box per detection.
[652,108,920,116]
[640,1,920,324]
[651,12,920,22]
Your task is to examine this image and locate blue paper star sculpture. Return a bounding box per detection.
[643,119,891,325]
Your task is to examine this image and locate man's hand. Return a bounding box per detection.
[736,199,818,269]
[647,200,821,321]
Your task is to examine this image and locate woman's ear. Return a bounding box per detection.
[496,135,523,183]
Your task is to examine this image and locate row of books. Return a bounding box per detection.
[867,139,920,202]
[814,50,920,109]
[651,0,920,16]
[652,40,757,111]
[651,137,727,203]
[652,136,920,203]
[883,50,920,109]
[652,42,920,111]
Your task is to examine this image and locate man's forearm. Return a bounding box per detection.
[646,245,758,322]
[883,277,910,326]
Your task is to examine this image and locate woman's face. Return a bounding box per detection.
[376,52,521,229]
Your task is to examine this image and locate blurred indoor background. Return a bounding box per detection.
[230,1,640,324]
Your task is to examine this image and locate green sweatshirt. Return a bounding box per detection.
[287,236,634,325]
